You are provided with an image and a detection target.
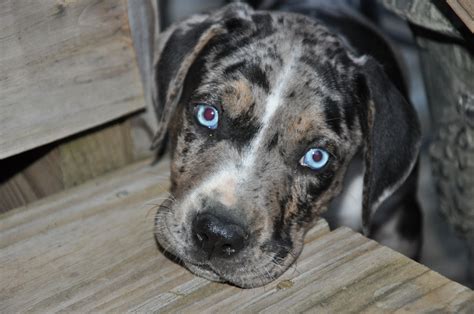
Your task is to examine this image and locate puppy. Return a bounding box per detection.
[149,3,421,288]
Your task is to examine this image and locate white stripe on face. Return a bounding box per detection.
[240,48,300,172]
[180,48,300,211]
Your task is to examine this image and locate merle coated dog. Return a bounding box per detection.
[150,2,422,288]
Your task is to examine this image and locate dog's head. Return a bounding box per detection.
[147,3,420,287]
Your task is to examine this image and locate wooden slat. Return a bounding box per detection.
[0,146,62,211]
[59,119,135,188]
[0,0,144,159]
[447,0,474,33]
[127,0,160,160]
[0,159,473,312]
[0,118,136,213]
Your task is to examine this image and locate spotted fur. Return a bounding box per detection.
[149,3,422,288]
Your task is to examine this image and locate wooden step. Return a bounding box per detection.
[1,159,473,312]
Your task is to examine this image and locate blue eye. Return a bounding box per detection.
[195,104,219,129]
[300,148,329,170]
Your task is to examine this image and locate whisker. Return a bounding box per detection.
[144,204,161,220]
[324,116,346,123]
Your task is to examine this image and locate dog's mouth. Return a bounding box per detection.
[155,234,300,288]
[154,243,244,285]
[182,257,292,288]
[154,205,226,282]
[184,262,223,282]
[155,241,263,287]
[154,199,301,288]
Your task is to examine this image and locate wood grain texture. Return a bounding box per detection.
[59,119,135,188]
[0,118,136,212]
[127,0,161,160]
[0,0,144,159]
[447,0,474,33]
[1,159,473,313]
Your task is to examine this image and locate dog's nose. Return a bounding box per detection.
[192,213,247,259]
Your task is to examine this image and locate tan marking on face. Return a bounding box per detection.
[215,177,237,207]
[285,186,303,218]
[287,108,327,143]
[222,80,254,119]
[282,164,349,223]
[293,113,316,133]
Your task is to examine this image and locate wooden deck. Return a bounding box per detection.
[1,158,473,313]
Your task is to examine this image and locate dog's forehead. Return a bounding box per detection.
[190,12,360,143]
[211,12,358,81]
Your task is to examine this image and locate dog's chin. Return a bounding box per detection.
[155,230,302,288]
[183,253,302,288]
[184,262,277,288]
[184,262,224,282]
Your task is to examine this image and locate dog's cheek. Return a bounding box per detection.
[170,108,208,186]
[255,175,296,260]
[169,116,200,195]
[283,170,341,230]
[171,136,230,199]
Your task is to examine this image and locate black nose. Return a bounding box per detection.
[192,213,247,259]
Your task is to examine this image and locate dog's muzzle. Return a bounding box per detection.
[155,199,259,285]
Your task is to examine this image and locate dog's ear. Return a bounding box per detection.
[149,3,254,150]
[356,56,421,235]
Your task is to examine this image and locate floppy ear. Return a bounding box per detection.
[149,3,254,151]
[356,56,421,235]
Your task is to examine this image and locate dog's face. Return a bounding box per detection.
[150,4,420,288]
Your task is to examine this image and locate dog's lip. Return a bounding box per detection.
[184,261,224,282]
[188,260,218,274]
[155,211,222,279]
[191,262,213,272]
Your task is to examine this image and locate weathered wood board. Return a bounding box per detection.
[0,0,144,159]
[447,0,474,33]
[0,118,136,212]
[1,159,473,312]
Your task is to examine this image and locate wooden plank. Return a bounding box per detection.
[447,0,474,33]
[0,159,473,313]
[0,118,137,213]
[59,119,135,188]
[0,0,144,159]
[0,146,63,212]
[127,0,161,160]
